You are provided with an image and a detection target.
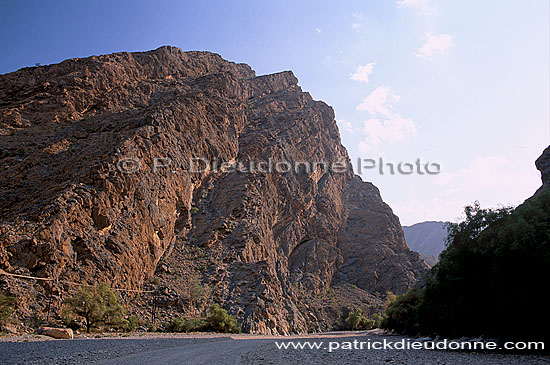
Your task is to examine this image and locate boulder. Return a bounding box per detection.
[40,327,74,340]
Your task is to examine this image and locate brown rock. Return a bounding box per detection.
[2,323,18,334]
[0,46,428,334]
[40,327,74,339]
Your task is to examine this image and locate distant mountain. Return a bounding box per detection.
[418,253,438,267]
[403,221,448,260]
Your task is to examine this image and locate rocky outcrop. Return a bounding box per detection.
[0,46,427,334]
[535,146,550,187]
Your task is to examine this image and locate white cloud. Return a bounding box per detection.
[315,28,322,35]
[359,115,417,151]
[350,62,376,83]
[356,86,399,116]
[416,33,455,60]
[337,119,354,133]
[356,86,417,150]
[352,22,362,30]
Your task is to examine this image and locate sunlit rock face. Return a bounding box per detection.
[0,46,428,334]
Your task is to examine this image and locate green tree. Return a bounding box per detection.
[189,279,205,306]
[207,304,240,333]
[63,283,127,333]
[343,309,375,330]
[381,288,422,334]
[383,291,398,310]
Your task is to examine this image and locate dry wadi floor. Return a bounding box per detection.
[0,330,548,364]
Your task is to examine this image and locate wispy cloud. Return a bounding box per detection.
[352,12,364,31]
[396,0,431,14]
[359,115,417,151]
[416,33,454,60]
[350,62,376,83]
[356,86,417,150]
[336,119,354,133]
[315,28,322,35]
[356,86,399,116]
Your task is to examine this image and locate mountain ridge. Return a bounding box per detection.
[403,221,448,260]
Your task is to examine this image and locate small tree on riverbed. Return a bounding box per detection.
[63,283,126,333]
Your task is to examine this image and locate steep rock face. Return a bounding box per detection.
[335,177,426,292]
[0,47,427,334]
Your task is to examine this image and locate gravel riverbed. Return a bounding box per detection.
[0,332,547,364]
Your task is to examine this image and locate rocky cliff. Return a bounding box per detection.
[0,46,428,334]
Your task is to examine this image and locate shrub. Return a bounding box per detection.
[63,283,127,333]
[167,316,208,333]
[186,317,208,332]
[147,323,159,332]
[342,309,374,330]
[381,288,422,334]
[383,291,398,310]
[0,290,16,326]
[167,316,186,332]
[417,193,550,339]
[207,304,240,333]
[371,312,384,328]
[189,279,206,306]
[123,315,139,332]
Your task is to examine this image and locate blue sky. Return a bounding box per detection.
[1,0,548,225]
